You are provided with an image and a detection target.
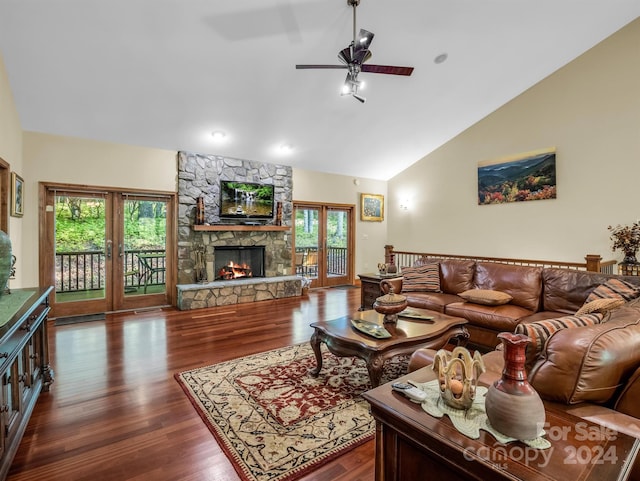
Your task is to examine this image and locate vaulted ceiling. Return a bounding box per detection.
[1,1,638,180]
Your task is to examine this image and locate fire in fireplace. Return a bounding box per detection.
[218,261,252,280]
[214,246,265,281]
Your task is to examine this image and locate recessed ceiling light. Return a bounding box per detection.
[211,131,227,141]
[434,53,448,64]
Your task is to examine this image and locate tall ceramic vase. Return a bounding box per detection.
[484,332,545,440]
[0,230,12,295]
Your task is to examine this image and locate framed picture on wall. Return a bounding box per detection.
[477,147,557,205]
[11,172,24,217]
[360,193,384,222]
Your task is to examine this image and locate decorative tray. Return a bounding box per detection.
[398,308,435,321]
[351,319,392,339]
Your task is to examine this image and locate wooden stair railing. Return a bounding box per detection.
[384,245,617,274]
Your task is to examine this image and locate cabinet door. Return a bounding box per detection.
[2,360,22,439]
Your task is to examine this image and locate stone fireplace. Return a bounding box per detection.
[176,151,301,310]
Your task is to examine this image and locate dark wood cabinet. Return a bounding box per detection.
[0,287,53,481]
[358,273,396,310]
[363,369,639,481]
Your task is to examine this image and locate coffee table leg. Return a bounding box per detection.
[309,330,323,377]
[366,355,384,388]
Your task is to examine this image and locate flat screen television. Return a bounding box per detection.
[219,181,275,220]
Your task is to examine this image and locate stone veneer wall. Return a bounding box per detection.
[177,151,294,285]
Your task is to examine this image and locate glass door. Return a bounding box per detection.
[40,184,175,318]
[293,202,355,288]
[324,207,352,287]
[117,194,169,310]
[46,190,112,318]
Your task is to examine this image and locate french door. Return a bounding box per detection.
[293,202,355,288]
[39,183,176,318]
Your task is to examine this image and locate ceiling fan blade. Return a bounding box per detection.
[361,65,414,76]
[296,64,347,70]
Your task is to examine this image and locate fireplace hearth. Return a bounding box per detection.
[214,246,265,281]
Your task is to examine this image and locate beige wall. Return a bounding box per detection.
[0,51,25,285]
[20,132,177,287]
[293,168,388,275]
[388,18,640,266]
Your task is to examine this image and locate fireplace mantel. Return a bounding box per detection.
[192,225,290,232]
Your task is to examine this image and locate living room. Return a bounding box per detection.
[0,4,639,481]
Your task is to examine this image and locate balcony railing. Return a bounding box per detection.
[295,246,347,277]
[56,249,166,293]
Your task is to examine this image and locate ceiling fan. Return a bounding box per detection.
[296,0,414,103]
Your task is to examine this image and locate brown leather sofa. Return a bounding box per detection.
[408,297,640,479]
[381,259,640,351]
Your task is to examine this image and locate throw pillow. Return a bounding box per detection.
[401,263,441,292]
[515,313,603,368]
[584,278,640,304]
[575,298,625,316]
[458,289,512,306]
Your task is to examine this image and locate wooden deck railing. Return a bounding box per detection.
[56,248,166,293]
[384,245,617,274]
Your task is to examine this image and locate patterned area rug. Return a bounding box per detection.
[175,343,408,481]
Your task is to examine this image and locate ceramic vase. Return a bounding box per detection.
[484,332,545,440]
[0,231,12,295]
[622,249,638,265]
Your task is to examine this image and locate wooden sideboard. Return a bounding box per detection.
[358,273,398,310]
[363,369,639,481]
[0,287,53,481]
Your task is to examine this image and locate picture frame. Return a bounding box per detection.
[11,172,24,217]
[477,147,557,205]
[360,193,384,222]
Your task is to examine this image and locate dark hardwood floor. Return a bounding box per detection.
[8,287,374,481]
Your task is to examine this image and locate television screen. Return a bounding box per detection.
[219,181,274,219]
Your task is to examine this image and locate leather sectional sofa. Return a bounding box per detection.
[381,258,640,351]
[387,258,640,479]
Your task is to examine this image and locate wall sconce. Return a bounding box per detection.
[399,199,410,211]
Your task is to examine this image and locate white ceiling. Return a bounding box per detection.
[1,1,638,180]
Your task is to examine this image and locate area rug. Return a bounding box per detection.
[175,343,408,481]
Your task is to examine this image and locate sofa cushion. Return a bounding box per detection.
[529,303,640,405]
[575,298,625,316]
[459,289,512,306]
[403,292,462,313]
[445,301,532,332]
[436,259,476,294]
[584,278,640,303]
[541,268,636,315]
[401,263,441,292]
[515,313,603,369]
[474,262,542,311]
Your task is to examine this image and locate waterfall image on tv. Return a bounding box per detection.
[219,181,274,219]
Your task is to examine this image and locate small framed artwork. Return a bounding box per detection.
[11,172,24,217]
[361,193,384,222]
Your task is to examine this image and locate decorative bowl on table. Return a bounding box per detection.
[432,346,486,410]
[373,287,408,324]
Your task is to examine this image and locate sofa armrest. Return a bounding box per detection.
[380,277,403,295]
[614,365,640,418]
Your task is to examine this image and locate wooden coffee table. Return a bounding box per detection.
[309,308,468,387]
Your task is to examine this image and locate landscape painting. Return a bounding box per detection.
[478,148,557,205]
